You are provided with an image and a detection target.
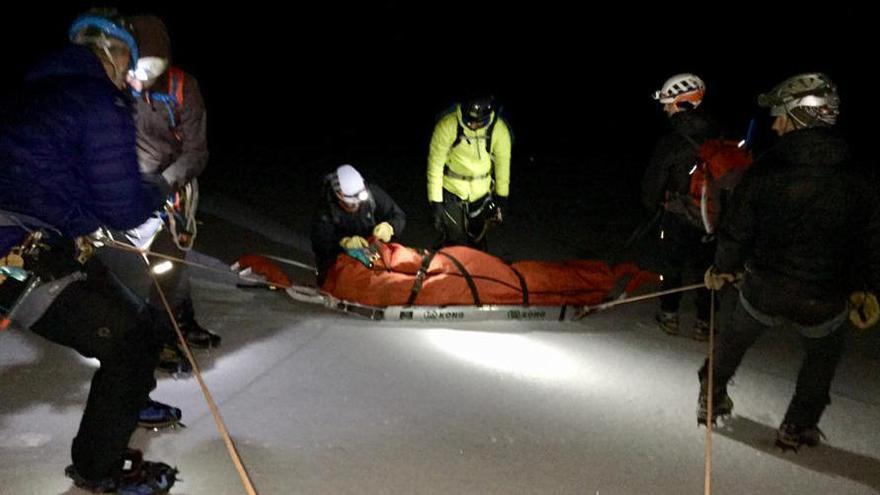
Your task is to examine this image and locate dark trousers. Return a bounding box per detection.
[30,258,162,482]
[98,227,194,337]
[699,298,847,427]
[658,213,715,321]
[437,190,494,251]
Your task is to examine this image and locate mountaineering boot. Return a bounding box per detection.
[138,399,184,430]
[656,310,680,335]
[697,379,733,426]
[692,319,711,342]
[775,422,824,452]
[65,448,179,494]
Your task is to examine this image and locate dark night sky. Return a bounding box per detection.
[2,3,874,185]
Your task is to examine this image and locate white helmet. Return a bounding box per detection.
[332,165,369,207]
[652,73,706,108]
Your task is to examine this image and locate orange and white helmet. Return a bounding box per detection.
[652,73,706,109]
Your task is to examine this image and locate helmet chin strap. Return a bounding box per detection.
[338,199,360,213]
[97,33,129,86]
[101,45,120,73]
[784,104,809,130]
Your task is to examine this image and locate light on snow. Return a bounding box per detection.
[426,329,579,381]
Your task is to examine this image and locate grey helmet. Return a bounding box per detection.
[758,73,840,128]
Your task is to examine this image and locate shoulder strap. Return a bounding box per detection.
[484,115,498,153]
[167,67,185,107]
[452,114,498,152]
[452,120,465,148]
[364,190,377,219]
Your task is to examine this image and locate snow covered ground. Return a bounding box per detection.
[2,189,879,494]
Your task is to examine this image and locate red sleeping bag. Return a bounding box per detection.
[236,254,292,288]
[320,243,658,307]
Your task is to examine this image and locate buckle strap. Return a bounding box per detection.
[406,250,439,306]
[444,167,491,181]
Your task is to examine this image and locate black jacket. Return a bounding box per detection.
[716,128,880,325]
[641,110,719,227]
[311,180,406,278]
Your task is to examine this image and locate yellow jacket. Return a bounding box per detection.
[427,105,512,203]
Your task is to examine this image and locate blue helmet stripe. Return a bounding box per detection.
[68,15,139,68]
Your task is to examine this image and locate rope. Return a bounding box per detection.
[703,289,717,495]
[576,283,705,317]
[168,179,199,251]
[148,270,259,495]
[103,239,282,288]
[102,238,265,492]
[255,253,316,272]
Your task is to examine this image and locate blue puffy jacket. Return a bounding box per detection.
[0,44,163,254]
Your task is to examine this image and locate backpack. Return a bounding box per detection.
[143,66,186,142]
[686,138,753,233]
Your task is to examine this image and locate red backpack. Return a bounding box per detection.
[687,139,753,233]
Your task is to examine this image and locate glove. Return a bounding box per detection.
[849,291,879,330]
[704,266,736,291]
[142,173,173,211]
[339,236,369,249]
[372,222,394,243]
[431,202,445,232]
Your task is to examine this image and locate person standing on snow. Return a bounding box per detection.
[125,14,219,350]
[641,73,720,341]
[700,73,880,451]
[0,12,179,493]
[311,164,407,285]
[427,93,512,251]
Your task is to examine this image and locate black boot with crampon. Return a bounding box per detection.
[65,448,179,494]
[697,379,733,426]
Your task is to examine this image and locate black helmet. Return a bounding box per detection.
[461,95,495,128]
